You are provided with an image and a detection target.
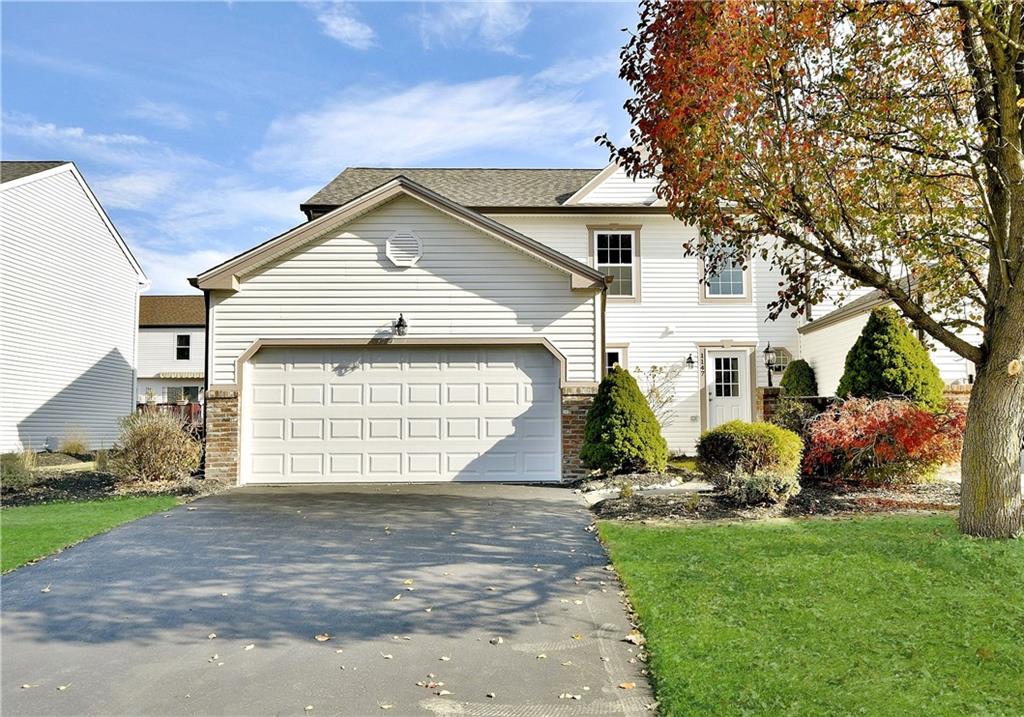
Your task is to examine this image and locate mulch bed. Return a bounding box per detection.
[592,479,960,522]
[568,465,701,493]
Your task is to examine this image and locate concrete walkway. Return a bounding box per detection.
[2,485,653,716]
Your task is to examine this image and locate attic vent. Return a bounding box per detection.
[386,231,423,267]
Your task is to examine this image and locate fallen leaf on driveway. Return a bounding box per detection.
[21,684,37,689]
[619,682,636,690]
[391,594,401,601]
[314,634,331,642]
[304,706,313,712]
[335,649,344,654]
[559,693,582,700]
[243,644,255,651]
[57,684,71,691]
[489,636,503,645]
[378,703,393,710]
[40,585,51,593]
[424,607,432,613]
[436,689,452,696]
[208,633,217,640]
[572,633,583,640]
[624,632,646,646]
[536,653,547,659]
[403,579,414,585]
[486,692,495,698]
[187,507,197,511]
[439,656,450,661]
[561,661,573,666]
[380,653,393,660]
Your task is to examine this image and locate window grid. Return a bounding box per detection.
[714,357,740,397]
[176,334,191,361]
[605,351,621,373]
[706,259,746,297]
[596,231,634,297]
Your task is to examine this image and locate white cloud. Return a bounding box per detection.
[126,99,195,131]
[254,76,605,177]
[534,53,620,86]
[4,114,312,293]
[413,2,531,55]
[133,247,233,294]
[311,2,377,49]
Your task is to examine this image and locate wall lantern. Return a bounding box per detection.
[762,342,777,387]
[394,313,408,336]
[685,354,695,370]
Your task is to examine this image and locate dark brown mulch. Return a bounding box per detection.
[592,479,960,522]
[31,452,92,468]
[2,471,212,508]
[568,465,700,493]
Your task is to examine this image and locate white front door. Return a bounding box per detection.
[243,345,561,484]
[706,350,750,429]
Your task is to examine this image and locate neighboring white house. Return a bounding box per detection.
[799,288,981,396]
[137,295,206,404]
[192,166,804,485]
[0,161,148,452]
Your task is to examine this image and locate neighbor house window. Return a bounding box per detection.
[176,334,190,360]
[594,229,637,298]
[605,345,630,374]
[706,257,747,298]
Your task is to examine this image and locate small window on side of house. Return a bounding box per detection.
[606,350,622,373]
[176,334,190,361]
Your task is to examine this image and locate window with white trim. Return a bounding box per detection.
[605,348,628,373]
[771,347,792,374]
[595,230,635,297]
[706,257,747,297]
[176,334,190,361]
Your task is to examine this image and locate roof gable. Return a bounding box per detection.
[195,176,608,292]
[1,161,68,184]
[0,161,148,283]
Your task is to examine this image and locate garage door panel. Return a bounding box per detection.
[245,345,560,483]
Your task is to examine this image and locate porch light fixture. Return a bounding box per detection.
[685,354,695,369]
[762,342,777,387]
[394,313,408,336]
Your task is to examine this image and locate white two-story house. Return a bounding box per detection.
[137,295,206,404]
[191,164,802,485]
[1,161,148,452]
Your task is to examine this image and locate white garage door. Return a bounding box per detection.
[243,345,562,484]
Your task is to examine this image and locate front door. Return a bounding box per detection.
[706,350,750,429]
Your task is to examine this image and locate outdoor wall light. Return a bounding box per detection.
[394,313,408,336]
[762,342,777,387]
[685,354,695,369]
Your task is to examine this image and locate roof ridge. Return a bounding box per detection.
[344,166,603,171]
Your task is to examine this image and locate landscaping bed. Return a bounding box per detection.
[592,476,960,522]
[600,515,1024,716]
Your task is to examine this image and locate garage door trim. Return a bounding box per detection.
[233,336,573,388]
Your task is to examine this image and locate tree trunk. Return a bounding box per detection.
[958,298,1024,538]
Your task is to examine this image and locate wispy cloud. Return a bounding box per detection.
[413,2,531,55]
[254,76,604,177]
[534,53,620,86]
[5,113,313,293]
[126,99,196,131]
[310,2,377,49]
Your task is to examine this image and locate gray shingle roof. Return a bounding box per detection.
[302,167,604,210]
[1,161,68,184]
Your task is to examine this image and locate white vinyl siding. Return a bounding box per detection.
[576,166,659,205]
[209,196,600,386]
[493,213,801,453]
[137,328,206,378]
[0,168,142,451]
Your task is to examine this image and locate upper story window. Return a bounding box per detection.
[605,346,629,373]
[706,258,746,297]
[176,334,191,361]
[593,228,638,298]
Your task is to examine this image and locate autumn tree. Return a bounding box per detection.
[604,0,1024,537]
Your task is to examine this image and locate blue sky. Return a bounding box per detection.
[2,1,637,293]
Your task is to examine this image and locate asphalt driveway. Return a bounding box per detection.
[2,485,653,716]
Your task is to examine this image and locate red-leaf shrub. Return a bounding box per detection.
[803,398,965,485]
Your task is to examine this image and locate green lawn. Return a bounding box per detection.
[600,516,1024,716]
[1,496,177,572]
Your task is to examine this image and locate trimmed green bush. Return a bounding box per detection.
[780,359,818,396]
[837,307,945,409]
[697,421,803,505]
[580,366,668,473]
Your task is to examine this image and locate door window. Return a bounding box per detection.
[714,356,740,397]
